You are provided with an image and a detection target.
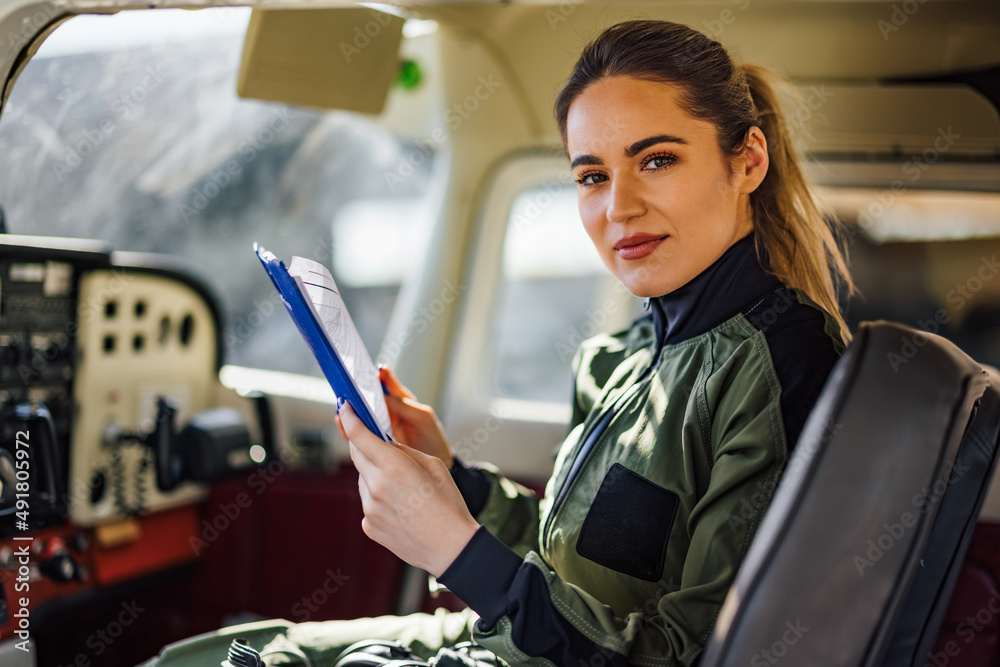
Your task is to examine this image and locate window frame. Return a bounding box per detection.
[440,152,639,479]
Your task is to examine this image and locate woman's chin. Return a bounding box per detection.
[618,274,685,299]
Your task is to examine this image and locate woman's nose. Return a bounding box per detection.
[605,176,646,224]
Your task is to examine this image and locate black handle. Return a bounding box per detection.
[13,401,65,511]
[152,397,180,492]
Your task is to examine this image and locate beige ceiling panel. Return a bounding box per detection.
[800,84,999,157]
[418,2,1000,145]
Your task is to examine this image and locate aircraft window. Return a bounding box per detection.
[0,8,437,377]
[493,184,643,404]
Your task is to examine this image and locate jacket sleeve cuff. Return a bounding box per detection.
[450,456,492,517]
[438,525,523,627]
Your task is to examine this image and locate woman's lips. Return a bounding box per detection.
[614,234,668,260]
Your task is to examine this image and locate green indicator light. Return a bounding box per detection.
[397,59,423,90]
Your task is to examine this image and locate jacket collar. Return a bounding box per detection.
[647,233,781,348]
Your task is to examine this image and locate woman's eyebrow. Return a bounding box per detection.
[625,134,688,157]
[570,154,602,169]
[571,134,689,168]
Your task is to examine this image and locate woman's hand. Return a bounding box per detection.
[339,400,479,578]
[336,366,455,468]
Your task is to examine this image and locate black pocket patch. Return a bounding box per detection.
[575,463,679,581]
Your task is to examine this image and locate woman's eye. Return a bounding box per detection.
[576,171,607,186]
[642,153,677,170]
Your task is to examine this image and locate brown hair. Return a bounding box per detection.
[555,19,854,343]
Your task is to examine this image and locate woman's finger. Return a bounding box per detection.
[356,465,370,503]
[393,440,445,475]
[348,439,378,482]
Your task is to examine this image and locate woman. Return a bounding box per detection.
[267,18,853,667]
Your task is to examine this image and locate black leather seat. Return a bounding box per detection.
[698,321,1000,667]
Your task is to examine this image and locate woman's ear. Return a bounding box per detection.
[738,126,769,194]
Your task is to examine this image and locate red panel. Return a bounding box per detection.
[91,505,200,585]
[193,466,407,622]
[254,467,406,621]
[0,525,95,641]
[931,521,1000,666]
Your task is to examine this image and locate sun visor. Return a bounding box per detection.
[237,8,405,114]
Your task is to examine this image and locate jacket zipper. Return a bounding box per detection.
[541,353,662,550]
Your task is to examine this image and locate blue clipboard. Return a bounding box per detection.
[255,243,392,442]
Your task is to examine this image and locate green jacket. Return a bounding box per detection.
[440,235,845,666]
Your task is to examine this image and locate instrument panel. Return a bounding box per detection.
[0,236,228,528]
[69,264,217,525]
[0,234,265,645]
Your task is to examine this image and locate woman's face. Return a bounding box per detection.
[566,75,766,298]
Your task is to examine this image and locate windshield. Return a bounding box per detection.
[0,8,437,376]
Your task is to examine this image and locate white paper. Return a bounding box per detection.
[287,256,393,439]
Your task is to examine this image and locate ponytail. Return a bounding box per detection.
[555,20,855,344]
[741,63,855,343]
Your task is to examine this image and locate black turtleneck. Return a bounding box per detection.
[647,233,781,350]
